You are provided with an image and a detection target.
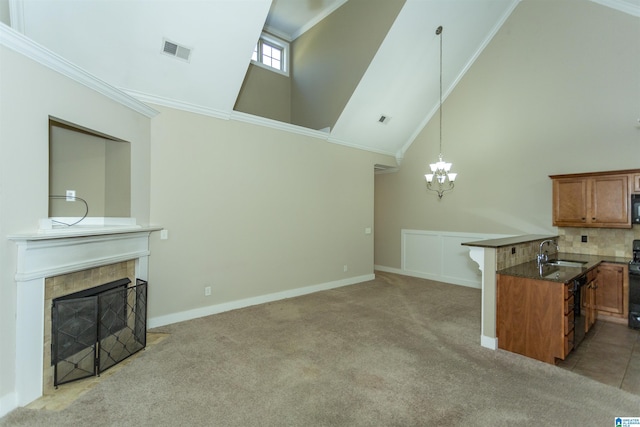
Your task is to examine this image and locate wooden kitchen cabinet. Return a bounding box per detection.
[497,274,573,364]
[634,174,640,193]
[595,262,627,319]
[550,170,639,228]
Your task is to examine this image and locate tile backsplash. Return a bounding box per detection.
[494,226,638,271]
[558,226,640,258]
[496,237,559,270]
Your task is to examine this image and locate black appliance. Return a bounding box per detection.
[632,194,640,224]
[572,273,588,348]
[630,240,640,329]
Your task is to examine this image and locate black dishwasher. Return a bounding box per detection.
[573,273,588,348]
[629,240,640,330]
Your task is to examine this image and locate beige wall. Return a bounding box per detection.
[104,140,131,217]
[49,126,107,216]
[49,126,131,218]
[147,105,394,319]
[0,46,151,405]
[234,62,291,123]
[291,0,405,131]
[374,0,640,269]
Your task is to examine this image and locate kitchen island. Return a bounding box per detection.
[462,234,558,349]
[462,234,632,352]
[496,253,631,364]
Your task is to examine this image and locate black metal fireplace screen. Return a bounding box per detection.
[51,278,147,387]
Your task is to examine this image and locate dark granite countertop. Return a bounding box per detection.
[461,234,557,248]
[497,252,632,284]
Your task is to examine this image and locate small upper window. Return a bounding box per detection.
[251,33,289,76]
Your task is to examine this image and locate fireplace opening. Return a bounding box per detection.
[51,278,147,387]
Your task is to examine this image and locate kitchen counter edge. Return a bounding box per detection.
[497,253,632,284]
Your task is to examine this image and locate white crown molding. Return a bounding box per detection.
[126,87,398,155]
[590,0,640,16]
[327,135,396,157]
[0,23,159,118]
[230,110,331,140]
[123,89,231,121]
[125,90,397,156]
[263,25,293,42]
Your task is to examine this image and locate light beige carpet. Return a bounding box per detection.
[2,271,638,426]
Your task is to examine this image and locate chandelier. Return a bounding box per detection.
[425,25,457,199]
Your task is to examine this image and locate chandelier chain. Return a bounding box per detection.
[438,25,443,157]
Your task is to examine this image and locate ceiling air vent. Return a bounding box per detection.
[161,39,192,62]
[378,115,392,125]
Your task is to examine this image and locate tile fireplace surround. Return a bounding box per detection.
[8,225,160,407]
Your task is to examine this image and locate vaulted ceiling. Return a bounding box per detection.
[7,0,639,160]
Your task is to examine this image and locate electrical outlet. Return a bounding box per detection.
[343,265,348,272]
[581,235,588,243]
[511,247,516,255]
[66,190,76,201]
[204,286,212,296]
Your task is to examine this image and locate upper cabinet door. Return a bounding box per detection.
[551,170,635,229]
[591,175,629,225]
[553,178,588,226]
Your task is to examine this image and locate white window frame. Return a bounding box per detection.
[251,33,289,77]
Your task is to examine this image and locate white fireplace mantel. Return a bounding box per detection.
[9,226,162,281]
[8,226,161,407]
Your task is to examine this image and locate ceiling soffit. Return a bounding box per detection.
[16,0,272,117]
[6,0,638,159]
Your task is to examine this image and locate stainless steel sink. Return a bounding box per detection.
[545,259,587,268]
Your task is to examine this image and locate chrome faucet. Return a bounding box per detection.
[537,239,558,265]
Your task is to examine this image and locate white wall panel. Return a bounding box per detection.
[400,229,510,288]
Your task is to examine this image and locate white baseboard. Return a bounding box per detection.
[149,274,375,329]
[374,265,404,275]
[481,335,498,350]
[374,264,481,289]
[0,392,17,418]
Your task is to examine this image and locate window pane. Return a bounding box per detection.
[254,36,287,73]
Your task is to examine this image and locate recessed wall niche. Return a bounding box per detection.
[49,118,131,219]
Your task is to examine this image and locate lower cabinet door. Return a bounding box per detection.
[596,263,624,315]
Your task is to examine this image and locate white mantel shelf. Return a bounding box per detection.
[9,226,162,282]
[8,225,162,241]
